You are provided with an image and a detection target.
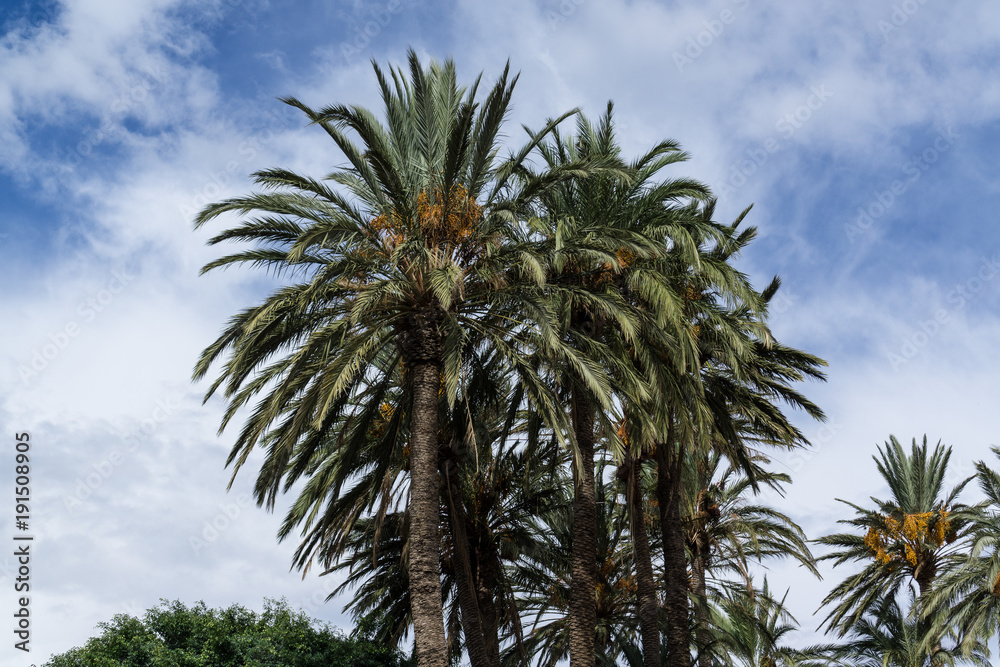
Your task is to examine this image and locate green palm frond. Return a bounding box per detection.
[815,436,973,638]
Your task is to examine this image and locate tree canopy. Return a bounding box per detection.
[189,50,999,667]
[41,599,410,667]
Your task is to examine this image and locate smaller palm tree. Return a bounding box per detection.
[711,581,834,667]
[684,451,819,667]
[823,588,989,667]
[922,445,1000,657]
[650,224,828,667]
[815,436,973,637]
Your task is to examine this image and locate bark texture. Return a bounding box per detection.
[690,547,712,667]
[916,557,942,667]
[569,388,598,667]
[444,459,495,667]
[656,438,691,667]
[476,543,503,667]
[689,486,721,667]
[626,456,662,667]
[408,357,449,667]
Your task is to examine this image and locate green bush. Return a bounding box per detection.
[43,598,411,667]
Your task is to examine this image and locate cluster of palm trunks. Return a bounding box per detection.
[193,51,1000,667]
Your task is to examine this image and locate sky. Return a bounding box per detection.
[1,0,999,663]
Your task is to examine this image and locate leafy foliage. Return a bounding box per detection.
[923,446,1000,657]
[42,599,410,667]
[186,49,1000,667]
[816,436,973,636]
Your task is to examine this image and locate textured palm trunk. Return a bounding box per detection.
[410,360,449,667]
[655,433,691,667]
[916,564,942,667]
[476,541,502,667]
[569,388,598,667]
[443,459,494,667]
[690,547,712,667]
[626,456,662,667]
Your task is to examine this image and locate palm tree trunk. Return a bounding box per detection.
[476,541,503,667]
[627,455,662,667]
[443,458,495,667]
[569,387,598,667]
[410,360,449,667]
[916,566,942,667]
[690,547,712,667]
[655,429,691,667]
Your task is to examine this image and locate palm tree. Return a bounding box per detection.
[923,446,1000,657]
[192,50,582,667]
[524,103,718,667]
[526,106,827,667]
[650,223,827,667]
[536,119,828,667]
[815,436,972,641]
[823,590,989,667]
[683,452,819,667]
[711,581,833,667]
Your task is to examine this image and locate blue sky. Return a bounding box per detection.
[2,0,1000,663]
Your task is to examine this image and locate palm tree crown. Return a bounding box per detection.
[816,435,972,638]
[192,49,584,667]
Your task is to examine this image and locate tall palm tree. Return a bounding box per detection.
[524,103,718,667]
[192,50,581,667]
[650,223,827,667]
[815,436,972,639]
